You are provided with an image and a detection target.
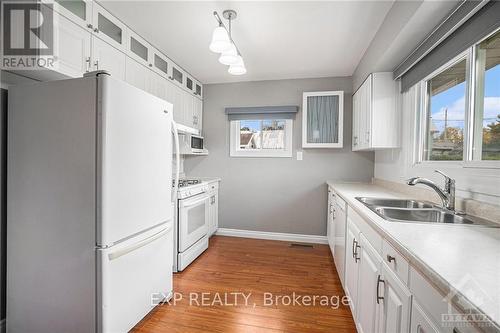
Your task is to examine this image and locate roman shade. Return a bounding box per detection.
[397,0,500,92]
[225,105,299,120]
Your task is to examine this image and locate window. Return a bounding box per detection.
[230,119,293,157]
[418,27,500,165]
[473,29,500,161]
[422,56,468,161]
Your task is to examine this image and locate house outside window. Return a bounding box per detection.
[230,119,293,157]
[226,106,297,158]
[421,56,468,161]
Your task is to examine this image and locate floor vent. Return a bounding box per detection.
[289,243,314,248]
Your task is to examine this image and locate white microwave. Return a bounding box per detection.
[179,133,208,155]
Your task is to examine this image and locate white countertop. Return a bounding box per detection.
[327,181,500,331]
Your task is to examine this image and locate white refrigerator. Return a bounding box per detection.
[7,72,174,333]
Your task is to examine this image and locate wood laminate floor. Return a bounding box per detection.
[131,236,357,333]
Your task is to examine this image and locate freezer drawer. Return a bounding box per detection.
[97,223,173,333]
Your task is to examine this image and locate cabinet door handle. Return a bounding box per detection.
[353,136,358,146]
[93,28,99,33]
[94,60,99,70]
[376,275,385,304]
[168,76,174,80]
[85,57,91,72]
[354,242,361,262]
[352,239,357,259]
[386,255,396,263]
[87,23,93,29]
[149,64,153,67]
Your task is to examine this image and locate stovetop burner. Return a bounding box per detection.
[174,179,202,188]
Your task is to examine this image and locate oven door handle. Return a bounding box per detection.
[180,195,208,208]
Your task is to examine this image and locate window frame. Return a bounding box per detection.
[417,50,471,166]
[229,119,293,158]
[302,91,344,148]
[416,28,500,169]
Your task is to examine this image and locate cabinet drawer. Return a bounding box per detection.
[382,239,409,285]
[411,300,440,333]
[347,207,382,254]
[409,267,483,333]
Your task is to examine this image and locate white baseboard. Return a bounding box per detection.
[216,228,328,244]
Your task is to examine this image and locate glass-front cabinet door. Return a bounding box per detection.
[169,66,184,87]
[128,31,151,67]
[195,81,203,99]
[50,0,92,28]
[92,2,126,50]
[302,91,344,148]
[152,51,169,79]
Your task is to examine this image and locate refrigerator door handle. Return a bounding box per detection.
[108,225,172,261]
[172,120,180,201]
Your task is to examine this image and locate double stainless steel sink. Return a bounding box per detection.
[356,197,498,227]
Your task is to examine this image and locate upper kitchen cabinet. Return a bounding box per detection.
[185,76,204,100]
[52,13,91,78]
[92,2,127,51]
[125,56,150,92]
[92,36,126,80]
[302,91,344,148]
[352,72,399,151]
[169,65,185,89]
[152,49,170,79]
[49,0,92,28]
[195,81,203,99]
[127,31,152,68]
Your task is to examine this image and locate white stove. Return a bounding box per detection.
[173,179,210,271]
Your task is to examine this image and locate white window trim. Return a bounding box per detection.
[302,91,344,148]
[229,119,293,158]
[416,50,471,167]
[415,27,500,169]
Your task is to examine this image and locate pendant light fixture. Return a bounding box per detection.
[209,26,231,53]
[228,56,246,75]
[209,10,246,75]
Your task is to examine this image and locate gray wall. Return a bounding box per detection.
[184,77,374,236]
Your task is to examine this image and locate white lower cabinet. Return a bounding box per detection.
[208,191,218,236]
[92,36,126,80]
[208,181,219,236]
[356,233,382,333]
[411,301,440,333]
[327,187,335,253]
[377,263,412,333]
[345,218,361,318]
[338,195,487,333]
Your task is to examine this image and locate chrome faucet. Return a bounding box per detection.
[406,170,456,211]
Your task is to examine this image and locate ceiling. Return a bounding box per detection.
[102,1,395,84]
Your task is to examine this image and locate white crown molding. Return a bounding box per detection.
[216,228,328,244]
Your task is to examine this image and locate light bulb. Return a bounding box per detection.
[209,26,231,53]
[219,43,239,65]
[228,56,246,75]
